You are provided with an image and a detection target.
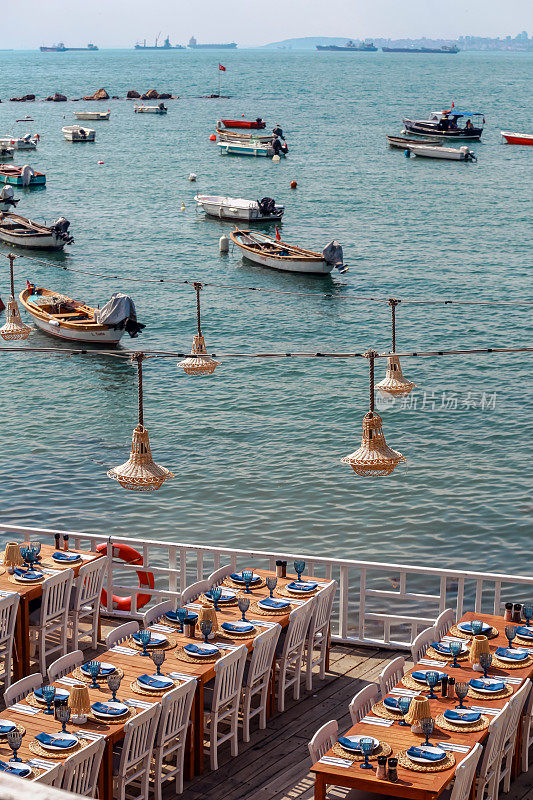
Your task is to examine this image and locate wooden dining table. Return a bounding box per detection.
[0,542,103,681]
[311,611,533,800]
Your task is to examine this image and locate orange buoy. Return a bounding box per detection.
[290,180,297,189]
[98,160,104,164]
[209,133,216,141]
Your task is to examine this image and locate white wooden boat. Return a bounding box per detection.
[216,127,272,143]
[230,229,333,274]
[62,125,95,142]
[0,213,73,250]
[409,144,477,161]
[74,110,111,121]
[195,194,284,222]
[0,134,38,150]
[217,140,287,158]
[20,287,126,345]
[386,135,442,149]
[134,104,167,114]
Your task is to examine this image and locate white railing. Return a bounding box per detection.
[2,523,532,650]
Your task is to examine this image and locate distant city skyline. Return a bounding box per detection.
[1,0,532,49]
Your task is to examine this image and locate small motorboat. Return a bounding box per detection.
[196,194,284,222]
[230,230,345,275]
[134,103,167,114]
[218,139,288,158]
[19,287,143,345]
[408,144,477,161]
[0,213,73,250]
[74,110,111,121]
[386,135,443,149]
[216,128,272,143]
[0,185,20,211]
[403,110,484,140]
[0,134,39,151]
[62,125,96,142]
[221,118,265,129]
[0,164,46,186]
[501,131,533,146]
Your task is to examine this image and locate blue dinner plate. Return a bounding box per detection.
[469,678,505,692]
[0,761,31,777]
[407,746,446,763]
[221,621,254,633]
[80,661,116,677]
[0,721,17,735]
[35,732,78,750]
[412,670,447,683]
[52,552,81,562]
[383,697,400,710]
[34,687,70,703]
[137,674,174,690]
[14,568,43,581]
[444,709,481,723]
[495,647,528,661]
[257,597,291,610]
[184,643,219,657]
[517,626,533,639]
[230,572,261,584]
[91,701,129,717]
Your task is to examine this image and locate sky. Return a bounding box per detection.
[2,0,532,49]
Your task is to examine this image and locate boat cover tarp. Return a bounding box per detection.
[98,293,145,337]
[323,241,344,266]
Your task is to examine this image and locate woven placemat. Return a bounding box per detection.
[467,684,513,701]
[250,600,293,617]
[0,723,26,737]
[492,655,533,670]
[175,645,228,665]
[449,624,499,640]
[515,634,533,647]
[426,646,469,663]
[276,584,317,600]
[401,674,436,692]
[371,701,403,721]
[397,749,455,773]
[435,712,489,733]
[332,741,392,762]
[218,626,258,640]
[29,737,93,760]
[129,679,178,696]
[72,666,125,684]
[87,706,137,725]
[41,557,82,570]
[8,574,44,585]
[125,637,177,653]
[223,577,266,591]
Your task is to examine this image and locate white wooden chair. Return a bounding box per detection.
[349,684,379,724]
[435,608,455,639]
[276,599,315,712]
[47,650,84,683]
[60,736,105,796]
[241,623,281,742]
[305,582,337,690]
[113,703,161,800]
[521,681,533,773]
[207,564,233,587]
[151,678,196,799]
[28,569,74,673]
[498,680,530,793]
[475,711,507,800]
[0,592,19,690]
[203,645,247,770]
[142,600,174,628]
[378,656,405,698]
[105,620,139,648]
[4,672,42,707]
[181,579,210,605]
[308,719,338,762]
[68,558,107,650]
[33,761,64,786]
[410,625,436,663]
[445,743,482,800]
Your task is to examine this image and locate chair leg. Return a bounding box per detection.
[4,651,11,691]
[259,684,268,730]
[153,750,162,800]
[306,645,313,691]
[231,708,239,757]
[277,663,286,712]
[242,691,251,743]
[318,637,327,680]
[210,715,218,771]
[176,746,184,795]
[294,656,303,701]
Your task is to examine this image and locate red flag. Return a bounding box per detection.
[218,64,226,71]
[451,101,454,108]
[275,227,281,241]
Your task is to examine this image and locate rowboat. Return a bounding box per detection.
[221,118,265,129]
[0,134,38,150]
[216,127,272,143]
[0,213,73,250]
[386,135,443,149]
[217,140,287,158]
[19,287,129,345]
[134,104,167,114]
[403,110,484,140]
[408,144,477,161]
[62,125,96,142]
[0,164,46,186]
[196,194,284,222]
[230,229,343,275]
[501,131,533,146]
[74,110,111,121]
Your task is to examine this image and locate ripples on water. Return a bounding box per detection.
[0,50,531,575]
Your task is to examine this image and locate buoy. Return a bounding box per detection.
[189,173,197,182]
[272,155,281,163]
[404,149,411,158]
[219,234,229,253]
[209,133,216,141]
[180,202,186,211]
[98,160,104,165]
[241,114,245,117]
[290,180,297,189]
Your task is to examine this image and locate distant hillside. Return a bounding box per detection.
[260,37,358,50]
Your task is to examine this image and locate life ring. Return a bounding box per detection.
[96,542,154,612]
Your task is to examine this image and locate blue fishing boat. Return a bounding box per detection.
[0,164,46,186]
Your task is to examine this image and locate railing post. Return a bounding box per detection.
[358,568,366,642]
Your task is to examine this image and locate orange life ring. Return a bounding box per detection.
[96,542,154,612]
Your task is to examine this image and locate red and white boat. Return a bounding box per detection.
[501,131,533,146]
[220,118,265,129]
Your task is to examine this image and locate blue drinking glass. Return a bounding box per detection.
[200,619,213,644]
[210,586,222,611]
[449,640,463,668]
[19,545,30,569]
[523,605,533,626]
[398,696,412,726]
[478,653,492,679]
[266,576,277,598]
[426,671,439,699]
[360,737,374,769]
[151,649,166,675]
[41,684,56,714]
[176,608,188,633]
[471,620,484,636]
[138,630,152,657]
[420,717,434,747]
[87,660,101,688]
[242,570,253,594]
[6,729,23,762]
[107,673,122,701]
[455,682,469,709]
[29,541,41,557]
[505,625,517,649]
[294,561,305,581]
[237,596,250,622]
[55,703,71,733]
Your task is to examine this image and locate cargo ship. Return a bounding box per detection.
[382,45,459,53]
[134,35,185,50]
[188,36,237,49]
[316,40,377,51]
[40,43,98,51]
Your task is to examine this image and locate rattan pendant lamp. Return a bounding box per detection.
[342,349,406,477]
[178,282,219,376]
[0,254,31,341]
[376,299,416,396]
[108,353,175,491]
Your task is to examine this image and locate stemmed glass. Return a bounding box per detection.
[455,682,469,709]
[29,541,41,559]
[523,605,533,627]
[242,570,253,594]
[425,671,439,699]
[505,625,517,649]
[42,685,56,714]
[176,608,188,633]
[19,545,30,569]
[237,597,250,622]
[449,640,463,668]
[398,696,412,726]
[266,577,277,598]
[151,650,166,675]
[360,737,374,769]
[55,704,71,733]
[137,630,152,657]
[420,717,435,747]
[6,729,23,762]
[471,620,484,636]
[107,673,122,701]
[294,561,305,582]
[200,620,213,644]
[87,661,101,688]
[479,653,492,678]
[210,586,222,611]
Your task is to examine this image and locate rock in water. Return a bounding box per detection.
[46,92,67,102]
[83,88,109,101]
[142,89,159,99]
[158,93,172,99]
[127,90,141,98]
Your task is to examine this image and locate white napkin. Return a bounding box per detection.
[149,624,174,633]
[28,758,60,770]
[11,703,40,716]
[249,619,276,628]
[0,590,17,597]
[222,644,244,652]
[419,658,447,667]
[389,688,419,696]
[437,742,470,753]
[470,706,501,716]
[360,716,394,726]
[502,677,523,685]
[74,730,105,740]
[186,603,202,610]
[168,672,195,682]
[42,569,60,575]
[109,645,137,655]
[442,636,465,643]
[315,582,333,588]
[56,677,85,687]
[318,755,352,768]
[78,554,94,561]
[123,698,155,709]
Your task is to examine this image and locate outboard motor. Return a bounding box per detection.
[21,164,34,186]
[271,137,284,156]
[78,128,87,139]
[0,185,19,209]
[257,197,277,216]
[158,102,167,111]
[323,240,347,274]
[50,217,74,244]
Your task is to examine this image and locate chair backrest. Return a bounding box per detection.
[246,624,281,687]
[308,719,338,762]
[48,650,84,683]
[411,625,436,663]
[119,703,161,774]
[72,559,107,611]
[143,600,174,628]
[181,579,210,605]
[212,646,247,710]
[105,620,139,648]
[60,736,105,796]
[155,678,197,748]
[0,593,19,645]
[308,583,337,641]
[524,680,533,721]
[435,608,455,639]
[4,672,42,707]
[502,680,531,745]
[349,684,379,724]
[378,656,405,697]
[34,761,64,786]
[39,570,74,625]
[282,600,315,660]
[478,711,506,783]
[208,565,233,587]
[449,743,482,800]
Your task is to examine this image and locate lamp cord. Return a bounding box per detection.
[194,282,202,337]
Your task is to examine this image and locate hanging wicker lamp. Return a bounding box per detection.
[0,255,30,341]
[178,282,219,376]
[342,350,406,477]
[376,299,415,396]
[108,353,175,492]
